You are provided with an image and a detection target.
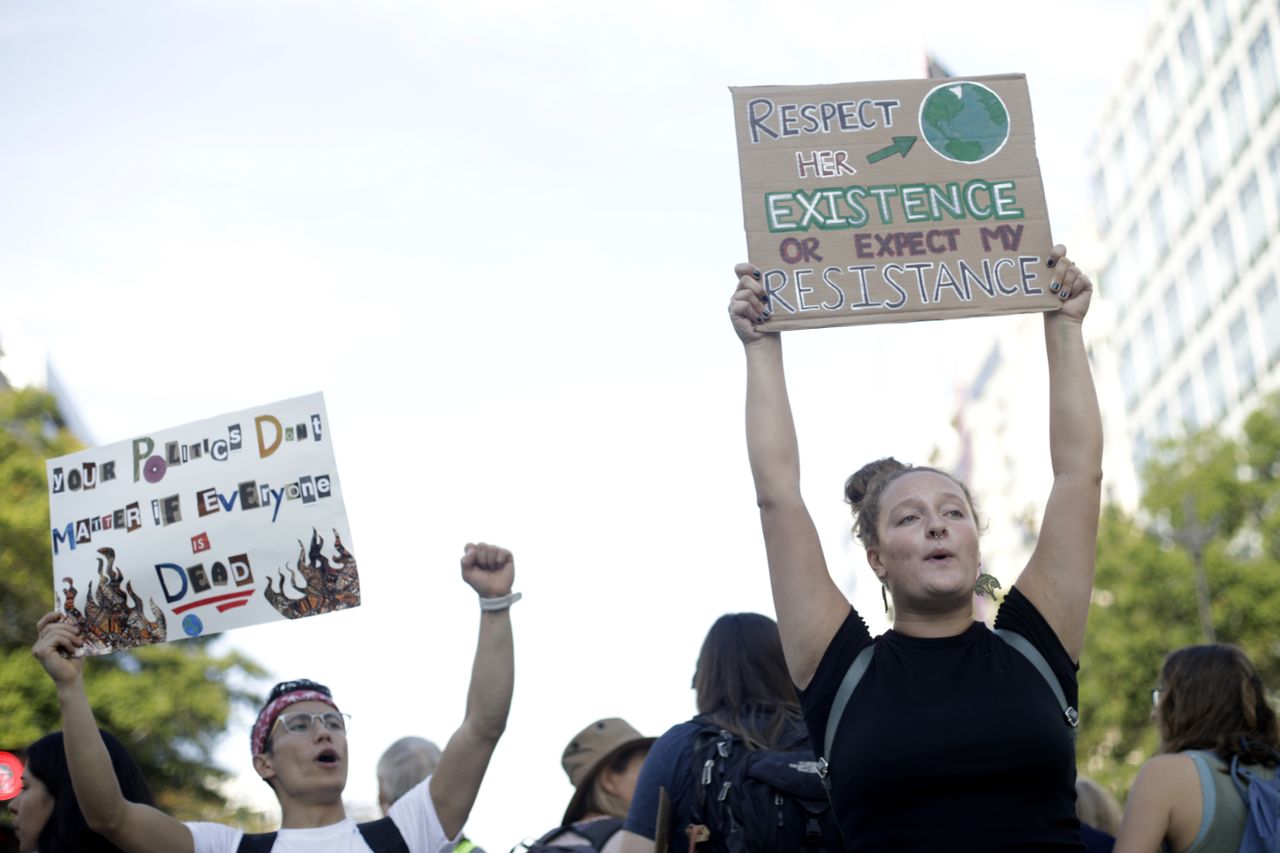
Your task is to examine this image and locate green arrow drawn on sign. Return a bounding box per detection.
[867,136,918,164]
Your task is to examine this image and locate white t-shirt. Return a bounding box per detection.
[186,777,458,853]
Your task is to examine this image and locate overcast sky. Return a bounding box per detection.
[1,0,1150,845]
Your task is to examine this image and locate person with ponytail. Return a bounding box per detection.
[1115,644,1279,853]
[727,245,1102,851]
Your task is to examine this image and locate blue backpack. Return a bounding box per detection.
[1229,750,1280,853]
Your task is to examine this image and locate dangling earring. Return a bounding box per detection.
[881,583,890,615]
[974,570,1001,600]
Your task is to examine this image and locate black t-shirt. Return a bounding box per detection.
[799,586,1083,852]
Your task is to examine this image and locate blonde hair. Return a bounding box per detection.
[1075,776,1121,835]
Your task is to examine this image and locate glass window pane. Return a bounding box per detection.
[1143,313,1161,381]
[1197,114,1220,191]
[1181,17,1203,86]
[1188,249,1210,325]
[1222,71,1248,153]
[1120,342,1138,408]
[1153,61,1175,133]
[1164,282,1184,352]
[1213,214,1238,289]
[1241,174,1266,259]
[1170,154,1191,229]
[1250,24,1278,112]
[1204,345,1227,419]
[1258,276,1280,362]
[1179,376,1199,429]
[1205,0,1230,51]
[1091,169,1110,230]
[1230,312,1256,390]
[1149,189,1169,255]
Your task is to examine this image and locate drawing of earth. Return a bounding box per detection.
[919,82,1010,163]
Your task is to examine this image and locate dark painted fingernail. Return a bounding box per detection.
[1047,258,1056,268]
[752,270,761,281]
[1050,280,1060,292]
[763,292,771,304]
[1061,289,1070,300]
[764,306,772,317]
[756,315,766,323]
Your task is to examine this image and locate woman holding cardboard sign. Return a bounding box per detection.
[728,244,1101,851]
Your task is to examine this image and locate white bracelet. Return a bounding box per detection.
[478,591,522,611]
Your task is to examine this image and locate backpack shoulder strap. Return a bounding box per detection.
[569,817,624,851]
[357,816,410,853]
[236,832,277,853]
[823,643,875,765]
[993,628,1078,740]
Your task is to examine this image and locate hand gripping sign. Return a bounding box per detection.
[731,74,1059,330]
[46,393,359,655]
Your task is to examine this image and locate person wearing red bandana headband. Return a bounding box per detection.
[32,541,519,853]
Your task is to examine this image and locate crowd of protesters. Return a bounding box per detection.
[7,249,1279,852]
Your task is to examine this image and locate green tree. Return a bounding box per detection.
[0,385,267,821]
[1077,393,1280,799]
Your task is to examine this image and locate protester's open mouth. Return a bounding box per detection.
[926,549,955,562]
[316,749,339,765]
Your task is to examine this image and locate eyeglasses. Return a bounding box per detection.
[272,711,350,737]
[1151,687,1162,708]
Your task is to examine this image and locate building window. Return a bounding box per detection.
[1130,220,1151,276]
[1112,134,1130,197]
[1155,401,1172,438]
[1164,282,1185,353]
[1230,312,1256,393]
[1271,143,1280,207]
[1197,114,1220,192]
[1120,342,1138,409]
[1188,248,1210,325]
[1134,429,1151,475]
[1240,174,1267,259]
[1258,275,1280,363]
[1133,98,1152,165]
[1149,189,1169,255]
[1180,17,1204,88]
[1153,60,1175,133]
[1091,169,1110,231]
[1145,311,1165,377]
[1204,344,1227,419]
[1222,71,1248,154]
[1205,0,1230,53]
[1170,154,1191,229]
[1179,375,1199,430]
[1212,213,1238,289]
[1250,24,1278,114]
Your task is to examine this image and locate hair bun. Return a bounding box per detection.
[844,457,907,510]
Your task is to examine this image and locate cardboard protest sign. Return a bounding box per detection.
[46,393,357,655]
[731,74,1059,330]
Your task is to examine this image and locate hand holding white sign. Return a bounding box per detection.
[32,611,85,689]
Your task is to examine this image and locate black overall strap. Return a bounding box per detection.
[236,818,406,853]
[236,832,277,853]
[358,816,411,853]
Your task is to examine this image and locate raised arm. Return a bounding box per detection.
[429,542,515,839]
[1014,245,1103,661]
[32,612,194,853]
[729,264,850,689]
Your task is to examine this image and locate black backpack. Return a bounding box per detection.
[686,719,841,852]
[236,816,408,852]
[517,817,624,852]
